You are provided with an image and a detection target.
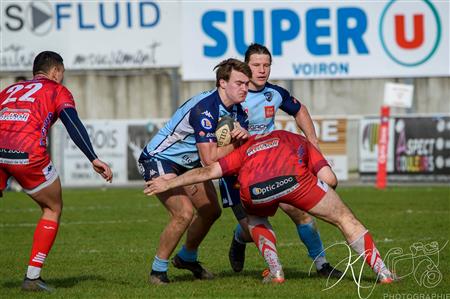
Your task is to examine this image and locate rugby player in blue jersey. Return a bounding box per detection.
[222,44,343,278]
[138,58,251,284]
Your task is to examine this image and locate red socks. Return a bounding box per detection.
[28,219,59,268]
[250,224,282,273]
[349,231,389,275]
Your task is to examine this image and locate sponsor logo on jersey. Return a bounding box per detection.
[201,110,213,118]
[200,118,212,129]
[264,106,275,118]
[182,154,193,165]
[199,131,205,137]
[0,108,30,122]
[264,91,273,102]
[250,175,299,204]
[249,123,268,133]
[246,138,279,156]
[291,97,299,104]
[206,132,215,138]
[0,148,29,164]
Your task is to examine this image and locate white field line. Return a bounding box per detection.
[0,203,161,213]
[0,218,150,228]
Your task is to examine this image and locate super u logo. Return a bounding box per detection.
[379,0,441,67]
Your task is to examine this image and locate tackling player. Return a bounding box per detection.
[138,58,251,284]
[145,130,397,284]
[221,43,341,277]
[0,51,113,292]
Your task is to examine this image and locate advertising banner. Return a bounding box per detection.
[276,116,348,180]
[52,119,167,187]
[359,115,450,182]
[359,118,395,173]
[52,120,128,186]
[392,116,450,181]
[126,120,166,181]
[181,0,449,80]
[1,1,180,70]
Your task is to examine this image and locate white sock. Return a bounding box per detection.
[314,256,327,270]
[26,266,41,279]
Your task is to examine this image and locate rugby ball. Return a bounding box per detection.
[216,116,235,147]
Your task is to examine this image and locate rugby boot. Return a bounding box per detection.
[317,263,344,279]
[149,270,170,285]
[378,270,399,284]
[22,277,53,292]
[228,233,246,272]
[172,254,214,280]
[262,268,285,284]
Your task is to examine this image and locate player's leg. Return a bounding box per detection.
[173,179,220,279]
[219,176,252,272]
[150,179,195,284]
[138,157,195,284]
[7,158,60,292]
[278,145,340,277]
[229,204,252,272]
[279,202,342,278]
[23,176,62,292]
[247,215,284,283]
[307,188,395,283]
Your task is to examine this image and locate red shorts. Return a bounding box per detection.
[0,152,58,194]
[242,176,328,217]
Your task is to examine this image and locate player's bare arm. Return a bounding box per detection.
[197,142,236,166]
[144,162,222,196]
[295,104,320,149]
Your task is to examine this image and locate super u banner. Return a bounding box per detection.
[181,0,449,80]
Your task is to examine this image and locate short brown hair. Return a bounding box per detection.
[33,51,64,76]
[213,58,252,87]
[244,43,272,64]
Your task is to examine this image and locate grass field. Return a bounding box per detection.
[1,186,449,299]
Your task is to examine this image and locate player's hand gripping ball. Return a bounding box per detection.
[215,116,235,147]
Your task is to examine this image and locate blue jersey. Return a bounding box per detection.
[142,89,248,169]
[242,82,301,135]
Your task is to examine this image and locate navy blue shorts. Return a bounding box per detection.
[138,155,190,181]
[219,175,241,208]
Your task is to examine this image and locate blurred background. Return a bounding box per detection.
[1,0,449,187]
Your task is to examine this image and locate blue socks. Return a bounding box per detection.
[152,255,169,272]
[152,245,198,272]
[297,220,326,260]
[177,245,198,262]
[234,224,247,244]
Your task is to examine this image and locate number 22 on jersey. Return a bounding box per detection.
[1,83,43,105]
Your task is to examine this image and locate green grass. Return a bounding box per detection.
[0,187,449,298]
